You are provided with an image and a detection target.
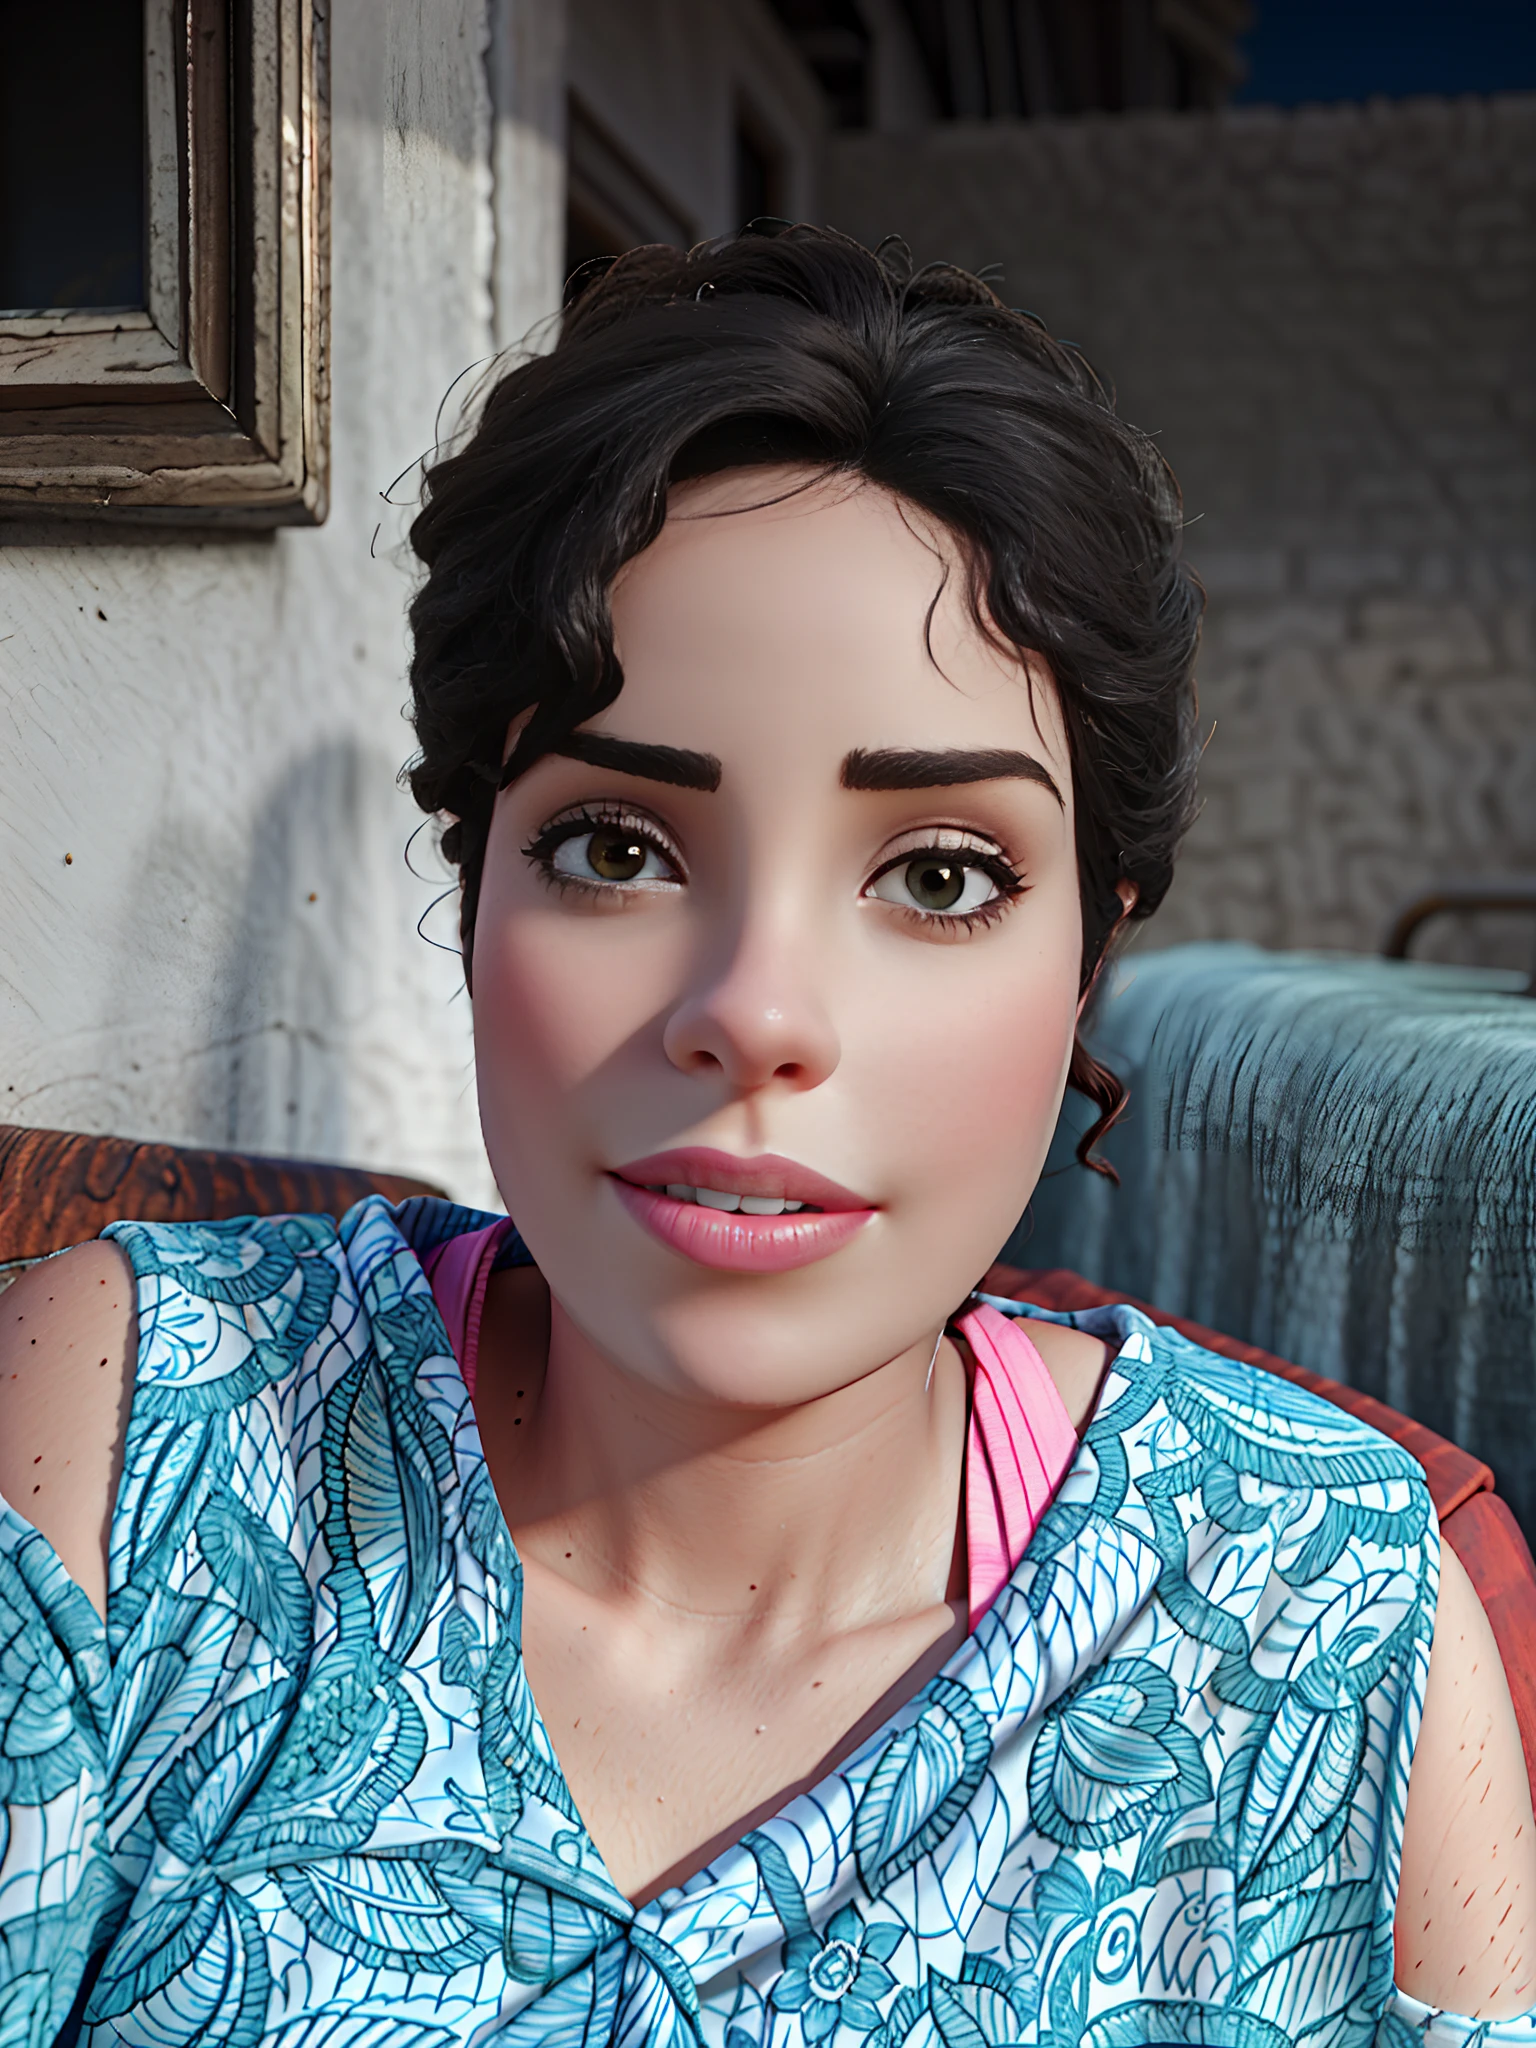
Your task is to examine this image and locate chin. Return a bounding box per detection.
[648,1305,906,1408]
[599,1229,990,1407]
[494,1137,1041,1402]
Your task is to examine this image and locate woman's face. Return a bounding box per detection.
[473,469,1087,1405]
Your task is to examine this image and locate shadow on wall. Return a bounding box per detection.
[97,737,428,1167]
[202,739,376,1158]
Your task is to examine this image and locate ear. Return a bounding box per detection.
[1076,880,1140,1020]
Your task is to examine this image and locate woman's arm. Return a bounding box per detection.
[0,1239,136,1617]
[1395,1538,1536,2018]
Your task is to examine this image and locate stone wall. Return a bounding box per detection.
[826,97,1536,964]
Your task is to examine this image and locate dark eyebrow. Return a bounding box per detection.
[840,747,1064,807]
[549,731,723,792]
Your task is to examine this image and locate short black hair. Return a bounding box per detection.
[407,226,1203,1169]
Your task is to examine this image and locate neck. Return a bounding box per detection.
[478,1275,968,1641]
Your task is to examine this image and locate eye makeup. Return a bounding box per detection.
[864,826,1029,933]
[520,803,1031,933]
[522,802,686,897]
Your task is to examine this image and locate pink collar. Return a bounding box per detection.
[952,1300,1078,1628]
[419,1224,1076,1630]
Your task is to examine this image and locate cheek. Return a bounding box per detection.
[857,921,1081,1231]
[473,910,684,1130]
[470,846,682,1179]
[474,915,615,1097]
[472,809,665,1096]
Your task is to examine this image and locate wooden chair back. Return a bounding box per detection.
[0,1123,445,1273]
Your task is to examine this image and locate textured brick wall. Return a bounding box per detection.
[826,97,1536,965]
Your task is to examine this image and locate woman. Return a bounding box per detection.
[1,229,1531,2046]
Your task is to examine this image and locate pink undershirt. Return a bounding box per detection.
[419,1221,1078,1631]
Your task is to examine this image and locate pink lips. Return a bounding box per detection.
[609,1147,876,1274]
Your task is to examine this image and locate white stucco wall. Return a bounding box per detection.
[827,98,1536,964]
[0,0,528,1201]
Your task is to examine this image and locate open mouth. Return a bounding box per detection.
[608,1149,873,1273]
[645,1185,818,1216]
[612,1148,867,1214]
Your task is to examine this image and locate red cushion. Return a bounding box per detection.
[0,1122,445,1267]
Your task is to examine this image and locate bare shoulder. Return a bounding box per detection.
[0,1240,137,1617]
[1022,1316,1115,1436]
[1395,1537,1536,2018]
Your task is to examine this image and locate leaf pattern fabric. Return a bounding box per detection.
[0,1194,1529,2046]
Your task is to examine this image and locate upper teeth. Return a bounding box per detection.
[662,1185,805,1214]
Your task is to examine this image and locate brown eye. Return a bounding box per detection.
[586,825,648,881]
[868,848,1006,919]
[905,858,965,910]
[542,817,679,887]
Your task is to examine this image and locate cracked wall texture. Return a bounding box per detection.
[827,95,1536,967]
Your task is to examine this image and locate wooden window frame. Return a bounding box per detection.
[0,0,329,527]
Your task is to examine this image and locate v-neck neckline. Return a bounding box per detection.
[407,1227,1141,1926]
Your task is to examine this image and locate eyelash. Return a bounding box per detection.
[865,842,1028,934]
[521,804,684,897]
[521,808,1028,931]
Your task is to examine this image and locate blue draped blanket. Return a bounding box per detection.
[1011,943,1536,1533]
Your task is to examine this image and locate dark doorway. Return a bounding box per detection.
[734,118,784,230]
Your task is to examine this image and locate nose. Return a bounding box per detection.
[662,911,842,1094]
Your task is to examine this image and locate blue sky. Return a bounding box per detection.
[1234,0,1536,104]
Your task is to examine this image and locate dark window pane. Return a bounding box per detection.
[764,2,870,128]
[0,0,145,313]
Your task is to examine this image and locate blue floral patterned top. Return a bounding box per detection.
[0,1195,1529,2047]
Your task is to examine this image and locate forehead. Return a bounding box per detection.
[603,470,1069,772]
